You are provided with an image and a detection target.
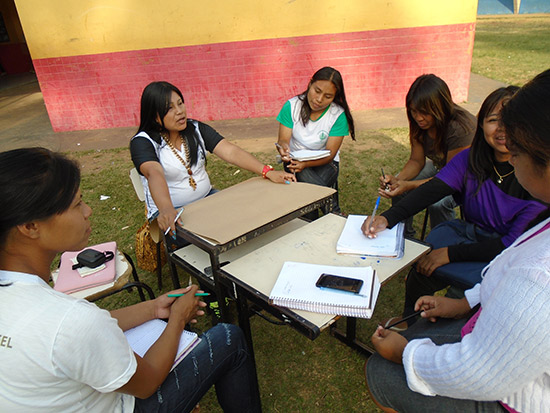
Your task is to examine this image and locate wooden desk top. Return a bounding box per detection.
[179,177,335,245]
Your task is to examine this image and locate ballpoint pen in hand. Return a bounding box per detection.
[168,292,210,297]
[382,309,423,330]
[381,167,390,191]
[367,196,381,235]
[164,207,184,236]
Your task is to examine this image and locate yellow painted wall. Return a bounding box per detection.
[14,0,477,59]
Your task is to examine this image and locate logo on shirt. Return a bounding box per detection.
[0,334,13,349]
[318,130,329,141]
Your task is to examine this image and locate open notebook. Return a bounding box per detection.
[269,262,380,318]
[124,319,201,371]
[337,215,405,258]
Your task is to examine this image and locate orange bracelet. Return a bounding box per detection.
[262,164,274,179]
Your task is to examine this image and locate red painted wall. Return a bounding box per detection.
[33,23,474,132]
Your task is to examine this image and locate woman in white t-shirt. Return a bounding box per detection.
[276,67,355,216]
[131,81,295,239]
[0,148,261,412]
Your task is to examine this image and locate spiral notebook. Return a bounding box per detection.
[269,262,380,318]
[124,319,201,371]
[337,215,405,258]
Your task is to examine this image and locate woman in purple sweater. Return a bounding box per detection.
[362,86,548,324]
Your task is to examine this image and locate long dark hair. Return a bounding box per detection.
[298,67,355,140]
[0,148,80,248]
[468,86,520,191]
[137,81,201,166]
[406,74,472,156]
[502,69,550,170]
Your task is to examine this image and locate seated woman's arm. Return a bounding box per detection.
[139,161,181,234]
[212,139,295,183]
[404,268,550,402]
[382,178,455,227]
[381,137,427,198]
[116,286,205,399]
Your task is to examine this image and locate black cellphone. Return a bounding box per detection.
[315,273,363,294]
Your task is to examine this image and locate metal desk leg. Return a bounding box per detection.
[235,286,262,411]
[208,252,231,323]
[330,317,375,356]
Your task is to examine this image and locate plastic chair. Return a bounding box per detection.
[130,168,165,289]
[52,250,155,302]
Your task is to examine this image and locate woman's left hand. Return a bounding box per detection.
[287,159,306,174]
[371,326,408,364]
[266,170,297,184]
[416,247,450,277]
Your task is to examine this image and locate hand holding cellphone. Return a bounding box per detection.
[315,273,363,294]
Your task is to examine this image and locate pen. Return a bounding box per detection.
[381,167,390,191]
[167,293,211,297]
[368,196,381,232]
[164,207,184,236]
[382,309,423,330]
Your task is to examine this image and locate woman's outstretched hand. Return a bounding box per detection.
[266,170,296,184]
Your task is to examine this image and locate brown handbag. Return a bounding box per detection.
[135,220,166,273]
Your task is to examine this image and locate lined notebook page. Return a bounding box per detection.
[269,262,380,318]
[337,215,404,258]
[124,319,200,370]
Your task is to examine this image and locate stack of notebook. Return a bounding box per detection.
[336,215,405,258]
[269,261,380,318]
[53,241,118,294]
[289,149,331,161]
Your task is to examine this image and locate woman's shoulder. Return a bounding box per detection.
[450,107,477,132]
[328,101,344,116]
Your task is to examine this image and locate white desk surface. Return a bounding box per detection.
[222,213,431,330]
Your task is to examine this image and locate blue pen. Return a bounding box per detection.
[368,196,381,234]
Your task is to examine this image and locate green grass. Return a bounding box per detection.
[60,15,549,412]
[473,14,550,85]
[67,128,420,412]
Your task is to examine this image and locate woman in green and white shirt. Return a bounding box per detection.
[276,66,355,214]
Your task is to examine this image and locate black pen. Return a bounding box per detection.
[382,310,423,330]
[381,167,390,191]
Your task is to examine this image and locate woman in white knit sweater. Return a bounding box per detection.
[365,69,550,413]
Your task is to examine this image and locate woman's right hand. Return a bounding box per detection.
[361,215,389,238]
[378,176,410,199]
[157,207,182,238]
[415,296,471,322]
[167,285,207,327]
[276,142,291,162]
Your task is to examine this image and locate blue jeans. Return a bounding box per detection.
[134,324,261,413]
[403,220,499,319]
[393,160,456,238]
[286,160,340,219]
[365,317,507,412]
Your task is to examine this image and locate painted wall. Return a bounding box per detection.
[15,0,477,132]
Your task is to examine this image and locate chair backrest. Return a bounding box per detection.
[130,168,145,202]
[129,168,161,243]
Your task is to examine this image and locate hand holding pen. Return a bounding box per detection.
[275,142,291,163]
[164,207,184,239]
[380,168,391,191]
